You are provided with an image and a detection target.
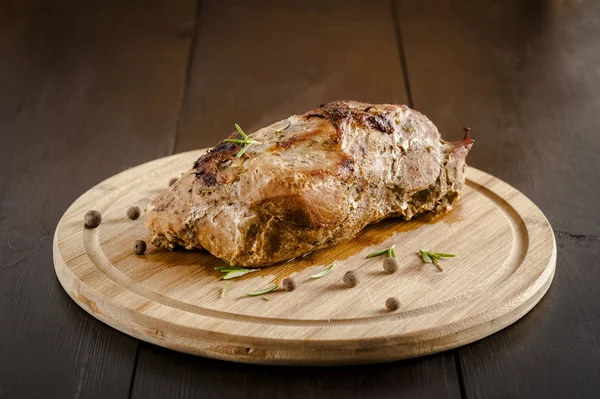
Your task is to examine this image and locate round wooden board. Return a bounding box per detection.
[53,149,556,366]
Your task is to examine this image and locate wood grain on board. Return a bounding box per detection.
[0,1,194,398]
[399,0,600,396]
[53,149,556,365]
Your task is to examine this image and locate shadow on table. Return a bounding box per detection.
[130,343,460,398]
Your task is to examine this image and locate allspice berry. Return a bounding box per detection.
[169,177,178,187]
[343,270,359,287]
[282,277,296,292]
[126,206,141,220]
[84,210,102,228]
[383,256,400,274]
[133,240,147,255]
[386,297,400,311]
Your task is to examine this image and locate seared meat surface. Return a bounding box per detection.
[146,101,473,266]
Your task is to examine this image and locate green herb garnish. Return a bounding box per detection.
[215,265,259,280]
[275,119,291,133]
[262,297,271,301]
[220,282,228,298]
[224,123,262,158]
[419,250,455,272]
[310,263,334,279]
[246,285,278,296]
[367,245,396,259]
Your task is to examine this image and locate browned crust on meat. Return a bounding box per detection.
[309,101,396,135]
[192,139,240,186]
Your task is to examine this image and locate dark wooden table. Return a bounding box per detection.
[1,1,599,398]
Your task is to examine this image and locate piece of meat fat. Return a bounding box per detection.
[145,101,473,267]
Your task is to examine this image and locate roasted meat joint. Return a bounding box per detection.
[146,101,473,266]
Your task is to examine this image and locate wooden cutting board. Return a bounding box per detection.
[53,149,556,366]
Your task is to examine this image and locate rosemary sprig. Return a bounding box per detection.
[367,245,396,259]
[215,265,259,280]
[419,250,455,272]
[246,285,278,296]
[310,263,334,279]
[275,119,291,133]
[224,123,262,158]
[220,282,228,298]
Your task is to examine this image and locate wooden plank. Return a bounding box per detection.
[174,0,409,151]
[399,0,600,396]
[398,0,600,236]
[0,1,194,398]
[456,234,600,398]
[133,0,461,396]
[132,344,461,399]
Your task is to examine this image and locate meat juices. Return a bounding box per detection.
[146,101,473,267]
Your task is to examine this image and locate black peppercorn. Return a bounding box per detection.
[343,270,359,287]
[84,210,102,228]
[383,256,399,274]
[126,206,141,220]
[133,240,147,255]
[282,277,296,291]
[169,177,178,187]
[386,297,400,311]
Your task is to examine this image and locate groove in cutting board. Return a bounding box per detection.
[53,149,556,365]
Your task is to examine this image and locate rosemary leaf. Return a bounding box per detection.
[275,120,291,133]
[215,266,247,272]
[236,143,251,158]
[246,285,278,296]
[262,297,271,301]
[418,250,454,272]
[433,253,455,258]
[221,269,258,280]
[216,266,259,280]
[310,263,334,279]
[389,247,397,258]
[221,282,228,298]
[225,124,262,158]
[367,248,388,258]
[419,249,432,263]
[235,123,249,140]
[367,245,396,259]
[215,265,257,272]
[223,138,246,144]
